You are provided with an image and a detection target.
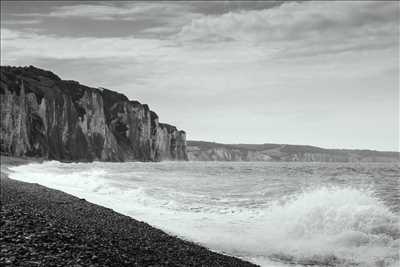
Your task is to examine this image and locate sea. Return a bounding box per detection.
[8,161,400,267]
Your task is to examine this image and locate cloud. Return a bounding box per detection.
[1,2,202,39]
[184,1,284,15]
[0,28,171,61]
[12,1,283,20]
[0,27,272,66]
[1,19,41,25]
[1,28,20,40]
[0,1,283,39]
[1,1,398,150]
[45,3,179,20]
[177,1,398,57]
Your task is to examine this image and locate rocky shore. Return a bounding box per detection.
[0,156,257,266]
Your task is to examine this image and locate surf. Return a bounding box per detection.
[8,161,400,266]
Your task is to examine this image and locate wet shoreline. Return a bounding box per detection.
[0,156,257,266]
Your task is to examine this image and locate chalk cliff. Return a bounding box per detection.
[187,141,399,162]
[0,66,187,162]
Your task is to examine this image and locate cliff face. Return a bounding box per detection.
[187,141,399,162]
[0,66,188,162]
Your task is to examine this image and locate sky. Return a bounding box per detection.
[1,1,399,151]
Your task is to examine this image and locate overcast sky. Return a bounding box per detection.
[1,1,399,151]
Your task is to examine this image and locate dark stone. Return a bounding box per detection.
[1,176,257,267]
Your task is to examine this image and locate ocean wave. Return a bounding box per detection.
[254,186,399,266]
[8,162,400,267]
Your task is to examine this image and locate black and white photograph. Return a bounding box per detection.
[1,1,399,266]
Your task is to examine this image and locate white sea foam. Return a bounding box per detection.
[8,161,400,266]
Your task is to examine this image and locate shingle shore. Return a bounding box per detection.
[0,156,257,267]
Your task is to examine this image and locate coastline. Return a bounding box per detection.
[0,156,257,266]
